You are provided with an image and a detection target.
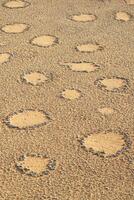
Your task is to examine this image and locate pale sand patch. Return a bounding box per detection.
[98,107,115,115]
[0,53,11,64]
[3,0,30,8]
[30,35,58,47]
[116,12,131,21]
[5,110,50,129]
[1,23,29,33]
[60,62,100,73]
[95,77,128,92]
[76,43,103,53]
[125,0,134,5]
[71,14,96,22]
[82,132,126,156]
[22,72,48,86]
[16,154,56,176]
[18,156,49,173]
[0,42,7,46]
[61,89,81,100]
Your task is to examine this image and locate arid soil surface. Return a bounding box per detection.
[0,0,134,199]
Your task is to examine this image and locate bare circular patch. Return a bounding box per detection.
[98,107,115,115]
[61,89,81,100]
[4,109,50,129]
[16,153,56,176]
[30,35,58,47]
[0,53,11,64]
[95,77,129,92]
[81,131,130,157]
[60,62,100,73]
[22,72,48,86]
[125,0,134,5]
[1,23,29,33]
[115,11,131,21]
[3,0,30,8]
[76,43,103,53]
[71,14,96,22]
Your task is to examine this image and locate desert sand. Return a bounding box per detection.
[0,0,134,199]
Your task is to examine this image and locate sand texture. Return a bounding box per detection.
[0,0,134,199]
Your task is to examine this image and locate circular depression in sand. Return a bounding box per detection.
[125,0,134,5]
[5,110,50,129]
[3,0,30,8]
[60,62,100,73]
[30,35,58,47]
[115,11,131,21]
[76,43,103,53]
[16,154,56,176]
[98,107,115,115]
[22,72,48,86]
[1,23,29,33]
[82,131,128,157]
[71,14,96,22]
[61,89,81,100]
[95,77,128,92]
[0,53,11,64]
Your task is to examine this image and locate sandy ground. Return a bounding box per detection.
[0,0,134,199]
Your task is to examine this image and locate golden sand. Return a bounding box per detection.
[5,110,50,129]
[76,43,102,53]
[125,0,134,4]
[1,23,29,33]
[116,12,131,22]
[61,62,100,72]
[30,35,58,47]
[0,53,11,64]
[3,0,30,8]
[71,14,96,22]
[61,89,81,100]
[83,132,125,156]
[98,107,115,115]
[0,0,133,198]
[22,72,48,86]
